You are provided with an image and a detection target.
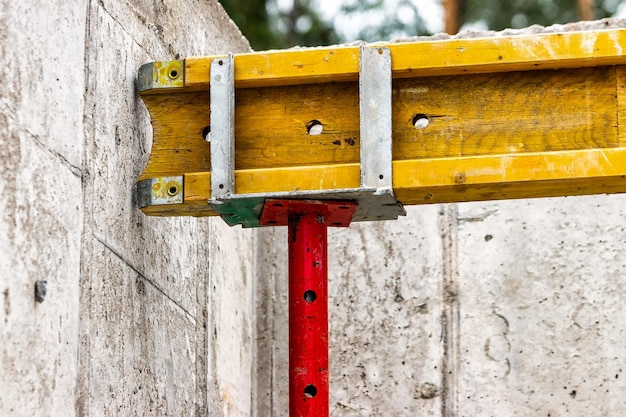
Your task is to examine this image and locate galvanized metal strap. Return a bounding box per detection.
[360,46,393,193]
[209,54,235,201]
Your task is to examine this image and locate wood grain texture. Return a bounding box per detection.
[617,66,626,146]
[153,147,626,217]
[177,29,626,91]
[392,148,626,204]
[140,66,617,177]
[393,66,618,159]
[140,91,210,179]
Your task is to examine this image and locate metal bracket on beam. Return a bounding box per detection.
[360,46,393,193]
[136,176,184,208]
[209,54,236,200]
[136,60,184,92]
[208,47,405,228]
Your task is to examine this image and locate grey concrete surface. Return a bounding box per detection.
[0,1,87,170]
[1,0,253,416]
[456,196,626,416]
[0,112,82,417]
[0,0,86,415]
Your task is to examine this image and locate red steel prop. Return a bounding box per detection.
[261,199,357,417]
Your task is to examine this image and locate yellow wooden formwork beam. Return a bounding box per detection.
[137,28,626,217]
[177,28,626,90]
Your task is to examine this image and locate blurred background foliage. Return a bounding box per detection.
[219,0,338,49]
[219,0,626,50]
[464,0,620,30]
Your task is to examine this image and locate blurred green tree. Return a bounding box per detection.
[219,0,338,50]
[218,0,274,49]
[219,0,625,49]
[463,0,621,30]
[339,0,431,40]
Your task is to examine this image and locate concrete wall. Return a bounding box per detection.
[0,1,254,416]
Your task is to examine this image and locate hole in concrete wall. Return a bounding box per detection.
[304,384,317,398]
[304,290,317,302]
[169,69,179,79]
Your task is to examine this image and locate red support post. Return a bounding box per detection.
[260,199,357,417]
[288,202,329,417]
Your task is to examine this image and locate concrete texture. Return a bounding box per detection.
[0,112,82,417]
[0,0,86,170]
[456,196,626,416]
[79,1,252,415]
[0,0,86,415]
[0,0,253,416]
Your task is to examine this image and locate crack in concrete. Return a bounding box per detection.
[29,131,82,178]
[93,233,195,323]
[0,104,81,177]
[97,0,175,61]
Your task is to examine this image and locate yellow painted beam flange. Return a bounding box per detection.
[136,28,626,217]
[178,28,626,91]
[138,60,184,91]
